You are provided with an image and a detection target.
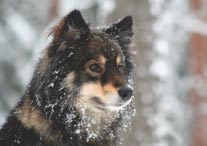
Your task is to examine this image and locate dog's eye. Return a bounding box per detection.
[89,63,103,73]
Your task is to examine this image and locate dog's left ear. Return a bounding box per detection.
[53,10,90,43]
[104,16,133,49]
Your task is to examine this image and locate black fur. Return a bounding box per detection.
[0,10,134,146]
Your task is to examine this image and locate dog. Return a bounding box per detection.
[0,10,135,146]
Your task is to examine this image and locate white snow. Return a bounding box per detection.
[149,0,193,146]
[48,83,54,88]
[5,9,37,49]
[68,52,74,58]
[150,58,170,80]
[59,0,97,16]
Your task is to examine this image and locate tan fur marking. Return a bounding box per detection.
[116,55,122,66]
[17,98,50,134]
[99,56,106,66]
[80,82,105,100]
[79,82,118,103]
[103,83,117,94]
[65,72,75,85]
[16,98,59,142]
[62,72,75,91]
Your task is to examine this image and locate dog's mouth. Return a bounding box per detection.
[91,96,132,111]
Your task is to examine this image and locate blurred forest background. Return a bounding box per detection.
[0,0,206,146]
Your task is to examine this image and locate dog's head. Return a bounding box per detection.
[29,10,135,141]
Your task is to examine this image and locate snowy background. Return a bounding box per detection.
[0,0,206,146]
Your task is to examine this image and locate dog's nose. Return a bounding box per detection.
[118,87,133,101]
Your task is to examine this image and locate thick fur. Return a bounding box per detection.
[0,10,135,146]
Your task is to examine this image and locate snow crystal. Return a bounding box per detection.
[68,52,74,58]
[65,113,76,124]
[86,132,97,142]
[14,139,20,144]
[45,102,58,120]
[35,95,42,106]
[48,83,54,88]
[53,70,59,75]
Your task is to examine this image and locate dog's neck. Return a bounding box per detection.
[14,96,117,146]
[15,97,60,143]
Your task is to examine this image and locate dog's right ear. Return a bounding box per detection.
[52,10,90,43]
[48,10,90,57]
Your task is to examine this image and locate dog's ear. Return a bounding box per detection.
[48,10,90,57]
[53,10,90,43]
[104,16,133,49]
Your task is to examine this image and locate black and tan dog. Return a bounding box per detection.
[0,10,135,146]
